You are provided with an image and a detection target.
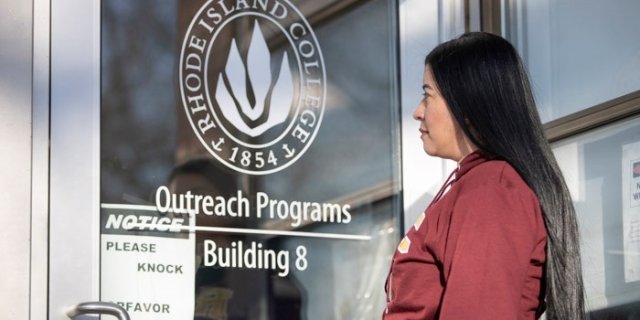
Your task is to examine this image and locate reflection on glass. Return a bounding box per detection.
[553,116,640,318]
[506,0,640,122]
[101,0,401,319]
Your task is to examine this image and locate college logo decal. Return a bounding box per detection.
[180,0,326,175]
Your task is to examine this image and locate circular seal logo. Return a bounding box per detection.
[179,0,326,175]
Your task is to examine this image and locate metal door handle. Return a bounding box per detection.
[67,301,131,320]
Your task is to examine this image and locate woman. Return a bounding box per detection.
[384,32,585,319]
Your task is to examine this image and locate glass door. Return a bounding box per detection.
[51,1,403,319]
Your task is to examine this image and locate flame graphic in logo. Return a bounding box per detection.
[215,22,294,137]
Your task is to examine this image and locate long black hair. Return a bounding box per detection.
[425,32,585,319]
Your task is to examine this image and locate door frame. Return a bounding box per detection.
[31,0,51,318]
[49,0,101,318]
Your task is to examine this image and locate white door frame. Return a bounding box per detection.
[31,0,51,318]
[49,0,101,318]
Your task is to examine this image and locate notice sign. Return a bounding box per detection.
[622,141,640,282]
[632,160,640,208]
[100,206,195,319]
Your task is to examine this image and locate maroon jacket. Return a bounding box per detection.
[384,152,546,319]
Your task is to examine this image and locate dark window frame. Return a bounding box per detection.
[543,90,640,142]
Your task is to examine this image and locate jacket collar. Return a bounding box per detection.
[455,150,492,181]
[428,150,494,207]
[428,151,489,206]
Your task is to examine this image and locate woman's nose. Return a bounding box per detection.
[412,103,423,121]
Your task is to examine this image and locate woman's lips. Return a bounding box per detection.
[419,128,429,136]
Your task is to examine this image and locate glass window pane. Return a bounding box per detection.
[100,0,401,319]
[552,115,640,317]
[507,0,640,122]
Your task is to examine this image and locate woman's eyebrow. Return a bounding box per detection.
[422,84,434,91]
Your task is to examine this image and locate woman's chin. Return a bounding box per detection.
[422,145,437,157]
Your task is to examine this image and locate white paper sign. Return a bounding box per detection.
[622,141,640,282]
[100,206,195,319]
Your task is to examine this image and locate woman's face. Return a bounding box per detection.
[413,66,471,161]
